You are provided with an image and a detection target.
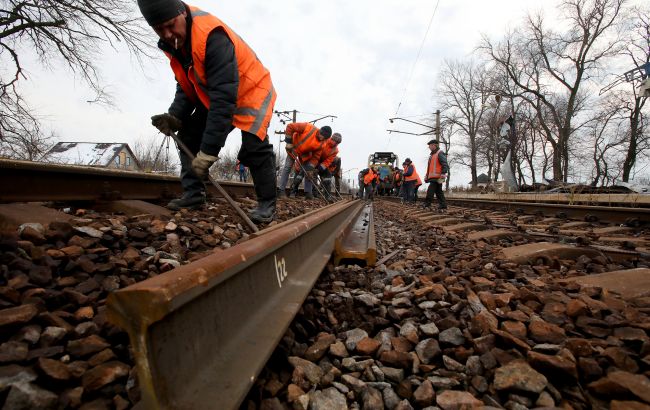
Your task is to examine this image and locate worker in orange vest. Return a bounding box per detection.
[306,133,342,199]
[392,167,403,196]
[139,0,277,223]
[279,122,332,199]
[331,156,342,195]
[402,158,421,204]
[424,139,449,211]
[359,166,379,200]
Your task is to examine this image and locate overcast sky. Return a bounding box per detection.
[21,0,570,187]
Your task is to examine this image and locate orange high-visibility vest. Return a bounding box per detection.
[364,169,378,185]
[427,150,443,179]
[313,139,339,169]
[165,5,276,140]
[415,171,422,186]
[403,164,418,182]
[286,122,325,167]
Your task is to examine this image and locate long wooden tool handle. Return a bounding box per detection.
[169,132,259,233]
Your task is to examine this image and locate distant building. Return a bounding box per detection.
[45,142,141,171]
[470,173,490,188]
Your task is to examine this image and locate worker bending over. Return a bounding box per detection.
[138,0,277,223]
[279,122,332,198]
[306,133,342,200]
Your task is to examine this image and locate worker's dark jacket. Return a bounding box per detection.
[159,5,275,156]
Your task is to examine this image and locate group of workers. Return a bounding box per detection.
[136,0,444,223]
[357,139,449,211]
[277,122,343,200]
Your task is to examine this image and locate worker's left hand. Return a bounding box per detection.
[192,151,219,178]
[151,113,182,136]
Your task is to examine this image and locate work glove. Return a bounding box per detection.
[438,174,447,182]
[151,113,182,136]
[285,143,295,154]
[191,151,219,179]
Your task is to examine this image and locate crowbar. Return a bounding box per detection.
[169,131,259,233]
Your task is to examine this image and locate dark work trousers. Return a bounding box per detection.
[361,182,375,200]
[332,157,342,192]
[403,180,416,203]
[177,109,276,201]
[426,180,447,209]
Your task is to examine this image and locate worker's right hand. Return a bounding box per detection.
[285,143,294,152]
[151,113,182,136]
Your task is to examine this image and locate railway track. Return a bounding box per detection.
[243,200,650,409]
[0,162,376,409]
[0,159,254,202]
[1,162,650,409]
[445,197,649,226]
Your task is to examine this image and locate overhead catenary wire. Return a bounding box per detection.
[393,0,441,117]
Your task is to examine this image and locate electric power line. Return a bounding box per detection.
[393,0,441,116]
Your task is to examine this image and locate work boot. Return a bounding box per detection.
[305,192,314,200]
[167,193,205,211]
[245,149,277,223]
[249,199,276,223]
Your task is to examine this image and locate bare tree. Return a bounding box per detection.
[0,0,155,159]
[481,0,627,181]
[619,5,650,181]
[583,98,625,185]
[435,59,489,188]
[132,136,179,174]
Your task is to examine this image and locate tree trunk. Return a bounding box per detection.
[622,101,641,182]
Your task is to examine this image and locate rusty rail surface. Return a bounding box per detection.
[107,199,366,410]
[0,159,254,202]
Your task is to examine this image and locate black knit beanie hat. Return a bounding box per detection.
[319,126,332,139]
[137,0,185,26]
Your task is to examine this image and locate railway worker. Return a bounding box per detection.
[236,160,248,182]
[305,133,342,199]
[393,167,403,197]
[278,122,332,198]
[423,139,449,211]
[359,166,379,200]
[138,0,277,223]
[402,158,421,204]
[331,156,342,195]
[356,170,365,198]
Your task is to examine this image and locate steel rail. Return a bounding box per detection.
[0,159,254,202]
[445,198,649,225]
[447,192,650,208]
[106,199,365,410]
[379,196,648,225]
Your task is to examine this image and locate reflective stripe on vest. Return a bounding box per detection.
[294,124,318,151]
[403,165,418,182]
[427,150,443,179]
[167,6,276,140]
